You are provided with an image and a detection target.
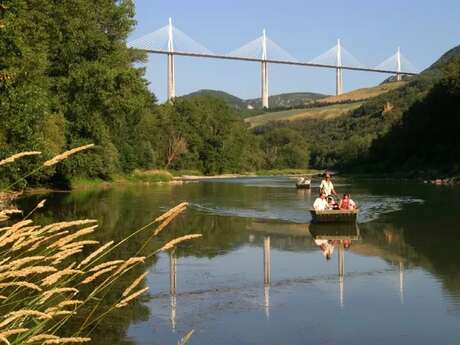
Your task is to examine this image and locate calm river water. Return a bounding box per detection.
[20,177,460,345]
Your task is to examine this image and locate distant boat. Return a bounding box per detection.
[296,178,311,189]
[310,209,358,223]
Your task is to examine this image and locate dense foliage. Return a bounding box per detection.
[1,1,310,188]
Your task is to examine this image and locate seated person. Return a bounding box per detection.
[327,196,339,210]
[339,193,357,210]
[313,192,328,210]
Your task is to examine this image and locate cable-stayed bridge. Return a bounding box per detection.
[129,18,418,108]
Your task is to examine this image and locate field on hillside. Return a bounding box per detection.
[317,81,407,104]
[245,102,362,127]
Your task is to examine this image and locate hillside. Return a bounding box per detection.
[245,81,406,128]
[182,89,327,110]
[182,89,246,109]
[245,102,362,127]
[246,92,326,108]
[315,81,407,105]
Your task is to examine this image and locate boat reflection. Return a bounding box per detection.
[310,223,360,308]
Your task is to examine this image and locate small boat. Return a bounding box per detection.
[296,179,311,189]
[310,209,358,223]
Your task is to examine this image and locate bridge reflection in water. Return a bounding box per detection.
[166,221,407,327]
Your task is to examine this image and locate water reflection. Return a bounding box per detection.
[16,178,460,345]
[310,223,360,308]
[169,251,177,331]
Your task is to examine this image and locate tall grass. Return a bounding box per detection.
[0,147,200,344]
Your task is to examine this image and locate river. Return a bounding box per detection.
[19,176,460,345]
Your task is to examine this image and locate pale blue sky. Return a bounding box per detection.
[131,0,460,102]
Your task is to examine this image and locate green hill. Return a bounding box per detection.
[246,92,326,108]
[182,89,246,109]
[182,89,327,111]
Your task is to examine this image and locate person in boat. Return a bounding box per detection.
[313,191,329,210]
[297,176,310,185]
[339,193,357,210]
[327,196,339,210]
[320,173,336,196]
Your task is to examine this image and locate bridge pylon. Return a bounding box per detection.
[336,39,343,96]
[396,47,402,81]
[167,17,176,101]
[261,29,269,109]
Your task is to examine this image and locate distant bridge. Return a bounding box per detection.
[129,18,418,108]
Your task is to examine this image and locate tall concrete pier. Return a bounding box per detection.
[261,29,269,109]
[167,17,176,101]
[396,47,402,81]
[336,39,343,96]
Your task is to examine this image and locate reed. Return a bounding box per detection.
[0,149,196,344]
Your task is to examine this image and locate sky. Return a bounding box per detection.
[131,0,460,102]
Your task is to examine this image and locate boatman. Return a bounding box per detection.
[320,173,336,196]
[313,191,329,211]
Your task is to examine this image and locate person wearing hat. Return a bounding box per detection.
[320,173,336,197]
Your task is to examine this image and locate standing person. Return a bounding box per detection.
[313,192,329,211]
[320,173,336,196]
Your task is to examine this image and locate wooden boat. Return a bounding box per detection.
[310,209,358,223]
[295,179,311,189]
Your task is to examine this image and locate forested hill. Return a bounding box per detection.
[256,44,460,178]
[183,89,326,111]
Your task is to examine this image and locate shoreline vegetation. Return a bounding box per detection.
[69,169,321,190]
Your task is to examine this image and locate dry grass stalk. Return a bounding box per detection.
[112,257,145,277]
[115,287,149,308]
[0,256,45,270]
[122,272,148,297]
[38,220,97,235]
[80,266,117,284]
[43,144,94,167]
[27,231,69,252]
[0,281,42,291]
[159,234,202,252]
[0,209,22,222]
[0,310,52,328]
[39,288,79,304]
[0,328,29,337]
[41,268,83,287]
[77,241,113,268]
[0,266,57,281]
[61,240,99,251]
[26,334,59,343]
[42,337,91,344]
[49,225,97,249]
[0,151,41,166]
[50,248,83,265]
[88,260,123,272]
[46,300,83,313]
[0,335,9,345]
[153,202,188,224]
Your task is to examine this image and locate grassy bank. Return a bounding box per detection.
[70,169,322,189]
